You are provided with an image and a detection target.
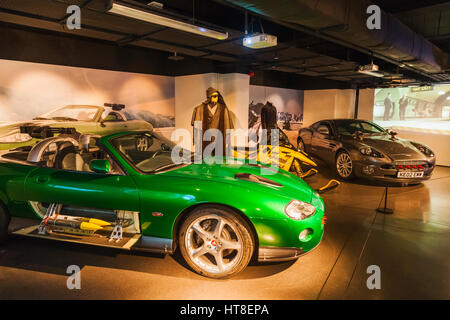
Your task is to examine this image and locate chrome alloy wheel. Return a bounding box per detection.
[336,152,353,178]
[185,214,243,274]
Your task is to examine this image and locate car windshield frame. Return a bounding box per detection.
[109,131,192,175]
[37,105,102,122]
[334,120,386,136]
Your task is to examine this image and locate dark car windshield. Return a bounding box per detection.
[111,132,190,173]
[335,120,386,136]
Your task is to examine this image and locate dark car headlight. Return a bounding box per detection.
[284,200,316,220]
[359,146,384,158]
[411,142,434,157]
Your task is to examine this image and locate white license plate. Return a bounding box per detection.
[397,171,424,178]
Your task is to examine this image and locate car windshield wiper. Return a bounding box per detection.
[51,117,78,121]
[32,117,50,120]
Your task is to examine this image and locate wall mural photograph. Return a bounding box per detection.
[0,59,175,149]
[248,85,304,146]
[373,85,450,135]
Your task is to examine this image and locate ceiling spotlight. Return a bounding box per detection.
[106,1,228,40]
[168,52,184,61]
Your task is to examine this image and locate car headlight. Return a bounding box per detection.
[411,142,434,157]
[359,146,384,158]
[284,200,316,220]
[0,132,32,143]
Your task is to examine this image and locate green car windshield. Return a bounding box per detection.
[111,132,190,173]
[335,120,386,136]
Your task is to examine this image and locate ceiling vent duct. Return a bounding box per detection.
[219,0,448,79]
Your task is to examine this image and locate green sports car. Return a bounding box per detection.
[0,127,325,278]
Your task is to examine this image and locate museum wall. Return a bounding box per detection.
[174,73,249,150]
[356,89,375,120]
[303,89,356,126]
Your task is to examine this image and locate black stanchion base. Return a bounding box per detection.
[376,207,394,214]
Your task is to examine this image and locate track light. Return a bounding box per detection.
[106,1,228,40]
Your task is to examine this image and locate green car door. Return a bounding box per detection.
[24,166,140,216]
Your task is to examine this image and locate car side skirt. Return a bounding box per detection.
[132,235,174,254]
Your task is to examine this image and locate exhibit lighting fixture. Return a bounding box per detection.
[243,33,277,49]
[357,63,384,77]
[106,1,228,40]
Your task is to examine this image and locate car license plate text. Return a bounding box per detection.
[397,171,424,178]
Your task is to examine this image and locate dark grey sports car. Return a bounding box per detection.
[297,119,436,184]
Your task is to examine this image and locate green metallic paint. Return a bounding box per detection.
[0,131,325,253]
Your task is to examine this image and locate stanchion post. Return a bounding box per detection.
[376,185,394,214]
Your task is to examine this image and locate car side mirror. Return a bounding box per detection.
[317,125,330,136]
[387,129,397,136]
[90,159,110,174]
[387,129,398,140]
[354,130,364,140]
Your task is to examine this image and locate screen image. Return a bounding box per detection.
[373,84,450,135]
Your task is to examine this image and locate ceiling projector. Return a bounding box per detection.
[243,33,277,49]
[357,63,384,77]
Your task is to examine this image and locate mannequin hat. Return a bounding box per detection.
[206,87,219,98]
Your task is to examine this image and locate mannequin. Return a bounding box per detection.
[191,87,234,154]
[260,101,278,144]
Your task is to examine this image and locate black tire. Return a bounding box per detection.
[335,150,355,180]
[0,204,10,245]
[178,206,254,279]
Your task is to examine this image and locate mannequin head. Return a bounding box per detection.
[206,87,220,106]
[210,92,219,106]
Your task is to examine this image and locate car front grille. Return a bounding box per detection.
[381,160,432,170]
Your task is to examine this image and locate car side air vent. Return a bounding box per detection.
[246,163,279,173]
[235,173,282,187]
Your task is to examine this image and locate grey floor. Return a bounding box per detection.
[0,166,449,300]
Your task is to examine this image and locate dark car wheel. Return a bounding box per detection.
[0,204,10,244]
[297,138,305,152]
[178,206,254,279]
[335,150,355,180]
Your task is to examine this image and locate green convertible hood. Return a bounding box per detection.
[162,160,314,203]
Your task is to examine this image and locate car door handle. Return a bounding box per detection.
[36,176,49,184]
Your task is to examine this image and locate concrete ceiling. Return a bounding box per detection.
[0,0,448,88]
